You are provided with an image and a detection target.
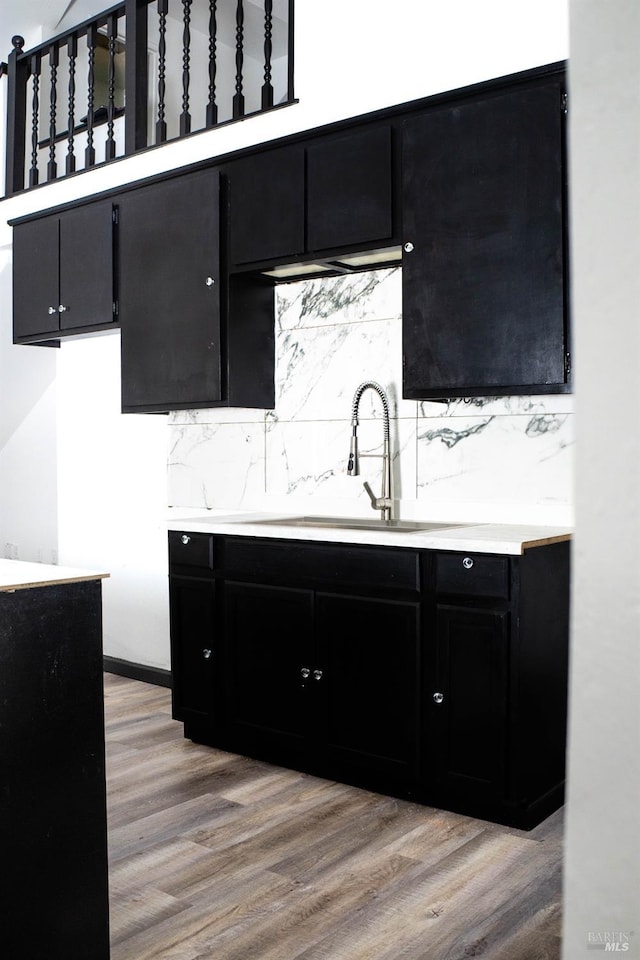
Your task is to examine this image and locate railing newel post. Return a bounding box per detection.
[5,35,28,196]
[124,0,148,155]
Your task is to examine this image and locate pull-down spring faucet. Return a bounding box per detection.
[347,381,393,522]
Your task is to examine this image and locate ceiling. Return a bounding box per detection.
[0,0,83,53]
[0,0,289,59]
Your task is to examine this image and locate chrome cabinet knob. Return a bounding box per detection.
[48,305,57,315]
[403,241,414,253]
[181,534,190,545]
[433,692,444,704]
[300,667,310,679]
[313,669,323,681]
[58,304,68,312]
[462,556,474,569]
[202,648,212,660]
[205,276,216,286]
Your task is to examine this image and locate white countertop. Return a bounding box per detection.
[167,510,572,555]
[0,559,110,592]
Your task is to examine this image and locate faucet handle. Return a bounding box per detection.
[363,481,378,509]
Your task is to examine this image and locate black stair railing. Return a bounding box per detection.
[3,0,295,197]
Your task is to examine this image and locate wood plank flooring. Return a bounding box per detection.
[105,673,563,960]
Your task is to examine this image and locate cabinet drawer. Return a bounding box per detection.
[435,553,509,599]
[169,531,215,572]
[221,537,420,594]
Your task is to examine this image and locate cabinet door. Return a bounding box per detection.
[58,201,116,332]
[316,592,421,783]
[307,125,394,252]
[169,576,217,724]
[119,168,221,412]
[228,145,305,265]
[402,76,568,398]
[13,215,60,339]
[432,605,508,803]
[13,204,116,341]
[223,581,314,759]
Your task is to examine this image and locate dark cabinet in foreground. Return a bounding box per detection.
[169,531,570,829]
[0,578,110,959]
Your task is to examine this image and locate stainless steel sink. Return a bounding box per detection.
[250,515,463,533]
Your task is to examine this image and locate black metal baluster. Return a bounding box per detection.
[29,52,41,186]
[180,0,192,136]
[261,0,273,110]
[85,24,96,167]
[47,43,58,180]
[105,14,117,160]
[206,0,217,127]
[233,0,244,119]
[66,34,77,174]
[156,0,168,143]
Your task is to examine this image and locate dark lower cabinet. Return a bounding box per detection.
[220,570,421,792]
[316,592,421,783]
[170,576,217,724]
[223,581,314,755]
[169,529,570,829]
[432,605,508,803]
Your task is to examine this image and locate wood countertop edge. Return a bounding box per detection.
[0,572,111,592]
[521,533,572,553]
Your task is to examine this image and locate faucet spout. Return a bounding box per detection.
[347,381,393,521]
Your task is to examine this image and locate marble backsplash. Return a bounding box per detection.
[168,267,573,525]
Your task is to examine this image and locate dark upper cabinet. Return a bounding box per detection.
[118,169,274,413]
[118,168,222,412]
[13,201,116,342]
[306,126,394,252]
[228,124,396,267]
[402,73,569,398]
[228,145,305,265]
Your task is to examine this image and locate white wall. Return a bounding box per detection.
[562,0,640,953]
[0,0,569,670]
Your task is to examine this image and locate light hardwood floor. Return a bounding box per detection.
[105,673,563,960]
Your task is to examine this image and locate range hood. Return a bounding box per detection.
[261,245,402,282]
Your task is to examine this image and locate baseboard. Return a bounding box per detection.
[103,656,171,689]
